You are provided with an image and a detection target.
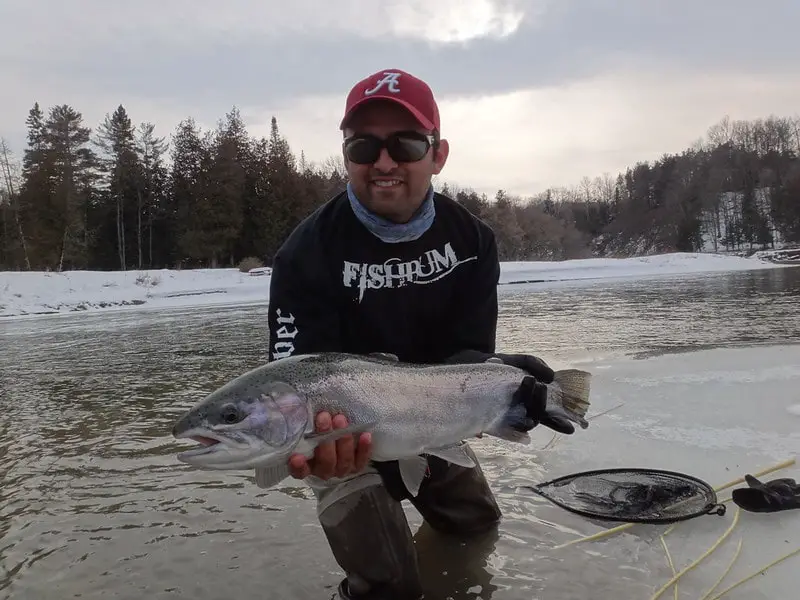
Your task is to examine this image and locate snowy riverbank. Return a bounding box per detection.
[0,252,791,319]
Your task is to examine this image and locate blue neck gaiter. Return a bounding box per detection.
[347,182,435,243]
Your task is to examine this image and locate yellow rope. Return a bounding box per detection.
[662,522,678,537]
[698,537,743,600]
[542,432,559,450]
[587,402,626,420]
[543,402,625,450]
[659,535,679,600]
[648,507,741,600]
[706,546,800,600]
[552,457,795,550]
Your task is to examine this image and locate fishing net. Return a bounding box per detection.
[526,468,727,524]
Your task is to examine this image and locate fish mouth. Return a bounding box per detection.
[192,435,220,447]
[174,428,239,459]
[173,427,270,469]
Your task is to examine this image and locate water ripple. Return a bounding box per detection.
[1,268,798,598]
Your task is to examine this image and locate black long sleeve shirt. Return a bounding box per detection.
[267,190,500,364]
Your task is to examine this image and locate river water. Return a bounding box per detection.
[1,266,798,599]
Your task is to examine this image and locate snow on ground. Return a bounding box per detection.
[498,251,787,284]
[0,252,790,319]
[0,267,270,319]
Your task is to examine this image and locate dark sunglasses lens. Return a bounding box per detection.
[345,134,431,164]
[389,136,430,162]
[345,137,382,164]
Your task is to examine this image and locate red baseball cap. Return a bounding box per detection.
[339,68,441,132]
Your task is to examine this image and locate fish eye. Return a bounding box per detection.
[220,403,242,424]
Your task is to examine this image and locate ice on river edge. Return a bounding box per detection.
[498,343,800,599]
[0,251,791,319]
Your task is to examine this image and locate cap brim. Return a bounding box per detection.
[339,96,435,131]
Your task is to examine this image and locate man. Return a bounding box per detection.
[267,68,569,600]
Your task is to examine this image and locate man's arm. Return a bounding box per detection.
[267,250,342,361]
[446,226,501,355]
[444,226,555,384]
[267,248,372,480]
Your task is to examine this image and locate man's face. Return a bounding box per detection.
[342,100,449,224]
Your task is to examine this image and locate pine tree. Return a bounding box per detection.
[95,105,142,270]
[136,122,168,268]
[34,104,97,270]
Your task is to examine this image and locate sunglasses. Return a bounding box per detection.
[343,131,436,165]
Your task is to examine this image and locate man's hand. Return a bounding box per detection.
[512,375,576,435]
[493,352,554,383]
[444,349,555,383]
[288,411,373,480]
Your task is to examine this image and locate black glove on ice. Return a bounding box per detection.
[731,474,800,513]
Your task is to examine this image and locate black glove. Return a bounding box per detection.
[374,351,565,502]
[494,352,555,384]
[512,374,576,435]
[731,474,800,513]
[445,349,574,435]
[444,349,555,383]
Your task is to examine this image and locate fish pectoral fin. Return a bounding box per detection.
[487,427,531,444]
[398,456,429,498]
[254,462,291,489]
[303,422,375,445]
[425,444,476,468]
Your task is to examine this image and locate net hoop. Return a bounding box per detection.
[525,467,728,524]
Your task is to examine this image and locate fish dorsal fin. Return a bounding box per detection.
[368,352,400,362]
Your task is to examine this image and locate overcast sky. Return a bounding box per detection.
[2,0,799,197]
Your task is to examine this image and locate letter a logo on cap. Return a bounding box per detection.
[364,72,402,96]
[340,68,440,131]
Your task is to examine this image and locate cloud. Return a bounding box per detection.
[5,0,797,107]
[1,0,531,48]
[247,66,800,197]
[1,0,798,197]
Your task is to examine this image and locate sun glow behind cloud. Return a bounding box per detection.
[1,0,531,48]
[390,0,529,43]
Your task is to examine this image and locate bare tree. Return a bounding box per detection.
[318,154,347,181]
[0,138,31,270]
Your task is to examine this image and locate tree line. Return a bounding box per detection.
[0,103,798,272]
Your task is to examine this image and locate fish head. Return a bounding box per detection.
[171,379,310,470]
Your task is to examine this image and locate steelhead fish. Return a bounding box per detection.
[171,352,592,497]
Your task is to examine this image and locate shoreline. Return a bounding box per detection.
[1,251,793,320]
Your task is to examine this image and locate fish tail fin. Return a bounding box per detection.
[550,369,592,429]
[485,369,592,441]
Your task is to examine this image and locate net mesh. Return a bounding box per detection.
[526,468,727,524]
